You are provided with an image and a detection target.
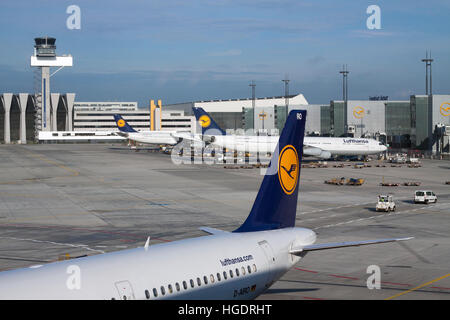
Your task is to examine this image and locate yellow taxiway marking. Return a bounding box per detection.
[385,273,450,300]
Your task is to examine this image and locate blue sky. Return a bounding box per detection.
[1,0,449,107]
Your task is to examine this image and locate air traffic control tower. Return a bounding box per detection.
[31,37,73,140]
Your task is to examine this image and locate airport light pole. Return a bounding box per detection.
[422,51,434,95]
[249,80,256,131]
[339,65,349,136]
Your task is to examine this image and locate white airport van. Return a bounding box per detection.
[414,190,437,204]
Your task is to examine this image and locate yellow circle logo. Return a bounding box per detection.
[353,106,365,119]
[117,119,125,127]
[278,145,299,195]
[440,102,450,117]
[199,115,211,128]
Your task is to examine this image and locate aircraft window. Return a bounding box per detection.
[153,288,158,297]
[190,279,195,288]
[197,277,201,286]
[168,284,173,294]
[203,276,208,285]
[247,265,251,274]
[123,296,127,300]
[229,270,234,278]
[161,286,166,296]
[235,268,240,277]
[223,271,228,280]
[176,282,181,291]
[210,274,215,283]
[145,290,150,299]
[253,264,257,272]
[183,281,188,290]
[217,273,221,281]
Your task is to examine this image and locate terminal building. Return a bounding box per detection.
[1,37,449,155]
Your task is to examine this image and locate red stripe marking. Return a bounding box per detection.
[431,286,450,290]
[329,274,359,280]
[294,267,318,274]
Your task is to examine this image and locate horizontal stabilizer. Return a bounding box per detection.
[290,237,413,255]
[199,227,229,235]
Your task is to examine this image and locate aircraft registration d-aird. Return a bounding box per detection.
[0,110,411,300]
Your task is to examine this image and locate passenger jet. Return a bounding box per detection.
[0,110,410,299]
[193,107,387,159]
[113,114,202,147]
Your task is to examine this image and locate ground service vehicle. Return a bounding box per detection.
[376,195,396,212]
[414,190,437,204]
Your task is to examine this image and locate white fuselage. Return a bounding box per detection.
[125,131,180,145]
[0,228,316,300]
[208,135,386,157]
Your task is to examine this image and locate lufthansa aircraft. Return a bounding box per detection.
[193,107,387,159]
[0,110,410,299]
[113,114,202,146]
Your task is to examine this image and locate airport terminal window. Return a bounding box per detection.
[229,270,234,278]
[145,290,150,299]
[210,274,215,283]
[183,281,188,290]
[203,276,208,285]
[176,282,180,291]
[153,288,158,297]
[223,271,227,280]
[168,284,173,294]
[247,266,251,274]
[235,268,240,277]
[160,286,166,296]
[217,273,221,281]
[190,279,195,288]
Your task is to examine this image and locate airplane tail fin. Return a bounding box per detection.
[192,107,226,135]
[234,110,306,232]
[113,114,137,133]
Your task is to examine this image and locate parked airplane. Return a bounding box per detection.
[113,114,201,147]
[192,107,387,159]
[0,110,411,299]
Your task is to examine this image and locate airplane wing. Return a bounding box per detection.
[199,227,230,235]
[290,237,413,255]
[171,132,204,143]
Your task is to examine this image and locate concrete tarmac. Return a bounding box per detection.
[0,144,449,300]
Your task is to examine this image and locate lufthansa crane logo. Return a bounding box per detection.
[199,115,211,128]
[117,119,126,127]
[353,106,365,119]
[440,102,450,117]
[278,145,299,195]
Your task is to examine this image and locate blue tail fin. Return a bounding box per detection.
[192,107,226,135]
[233,110,306,232]
[113,114,137,133]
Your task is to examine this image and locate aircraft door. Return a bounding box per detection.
[258,240,276,288]
[115,280,135,300]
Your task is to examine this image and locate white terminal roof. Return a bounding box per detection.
[186,93,308,112]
